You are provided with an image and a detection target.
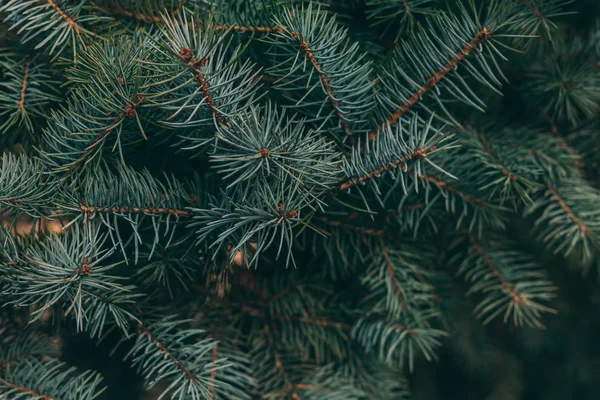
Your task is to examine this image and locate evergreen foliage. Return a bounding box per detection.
[0,0,599,399]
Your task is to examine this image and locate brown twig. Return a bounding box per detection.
[80,205,190,217]
[47,0,82,33]
[340,145,437,191]
[466,232,531,308]
[380,240,408,311]
[136,323,196,381]
[546,184,588,236]
[368,27,491,141]
[18,61,30,117]
[1,381,54,400]
[179,49,224,126]
[291,32,353,135]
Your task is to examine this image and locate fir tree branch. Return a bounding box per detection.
[17,61,30,118]
[369,27,491,140]
[466,232,530,309]
[79,205,190,217]
[46,0,83,34]
[545,183,588,235]
[419,175,488,209]
[263,324,302,400]
[61,94,145,178]
[380,240,409,311]
[178,48,225,127]
[291,31,354,135]
[136,323,196,381]
[340,145,438,191]
[0,380,54,400]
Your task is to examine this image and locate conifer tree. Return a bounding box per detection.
[1,0,599,399]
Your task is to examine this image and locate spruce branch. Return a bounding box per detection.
[351,314,447,372]
[370,0,528,140]
[142,12,261,143]
[61,163,192,262]
[40,36,152,180]
[453,231,557,328]
[211,103,342,192]
[365,0,436,43]
[0,358,105,400]
[525,180,600,266]
[265,4,376,135]
[127,318,230,400]
[0,223,138,335]
[340,115,456,207]
[0,0,108,60]
[0,154,57,217]
[0,53,60,136]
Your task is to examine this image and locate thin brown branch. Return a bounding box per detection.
[1,380,54,400]
[136,323,196,381]
[476,132,517,181]
[47,0,82,33]
[79,205,190,217]
[0,352,30,374]
[546,184,588,236]
[368,27,491,140]
[380,240,408,311]
[18,61,30,117]
[179,49,224,126]
[291,32,353,135]
[340,145,438,191]
[419,174,487,208]
[63,94,145,178]
[466,232,531,307]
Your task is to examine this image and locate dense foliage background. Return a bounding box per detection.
[2,1,600,399]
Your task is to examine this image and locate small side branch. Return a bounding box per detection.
[419,175,487,208]
[136,323,196,381]
[380,240,408,311]
[369,27,490,140]
[291,32,353,135]
[1,380,54,400]
[467,233,530,307]
[546,184,588,236]
[63,95,145,178]
[18,61,30,116]
[179,49,224,127]
[340,146,437,191]
[80,205,190,217]
[47,0,82,33]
